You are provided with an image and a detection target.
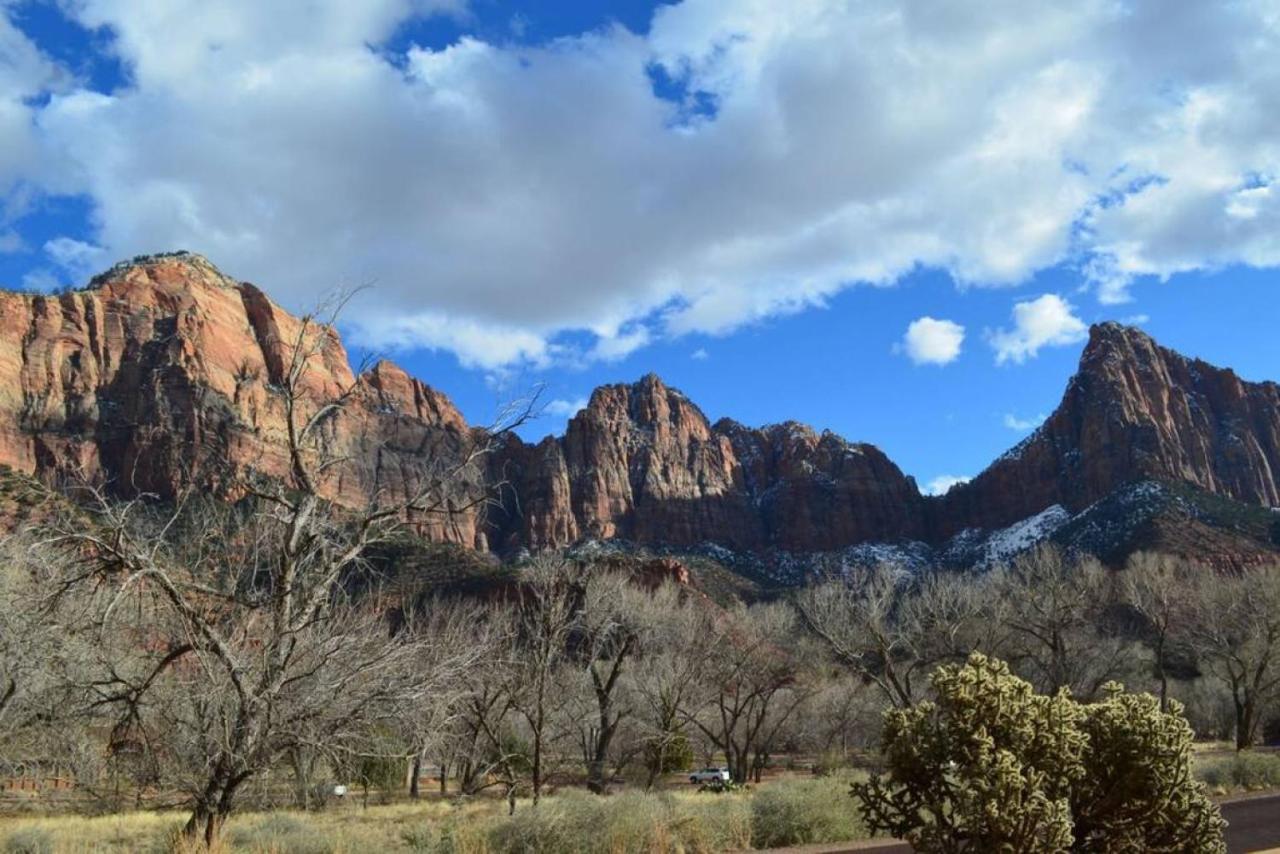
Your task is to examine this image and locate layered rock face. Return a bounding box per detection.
[0,253,491,548]
[940,322,1280,535]
[489,375,925,551]
[2,253,1278,562]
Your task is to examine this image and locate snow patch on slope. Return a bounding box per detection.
[978,504,1071,566]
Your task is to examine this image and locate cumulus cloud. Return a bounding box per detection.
[1003,412,1046,431]
[544,397,589,418]
[0,10,65,220]
[5,0,1280,367]
[691,347,709,360]
[925,475,969,496]
[988,295,1088,365]
[901,317,965,365]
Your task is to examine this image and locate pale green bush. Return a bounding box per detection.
[1,828,53,854]
[750,773,867,848]
[1195,751,1280,792]
[227,813,334,854]
[471,789,753,854]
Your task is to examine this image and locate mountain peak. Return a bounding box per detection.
[941,318,1280,536]
[87,250,235,291]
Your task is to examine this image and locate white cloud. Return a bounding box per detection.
[1121,313,1150,325]
[901,317,965,365]
[0,10,64,220]
[21,268,60,290]
[1003,412,1046,431]
[5,0,1280,367]
[45,236,106,275]
[588,326,651,363]
[0,230,23,253]
[691,347,709,360]
[988,294,1088,365]
[925,475,969,496]
[544,397,589,418]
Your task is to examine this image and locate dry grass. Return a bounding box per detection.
[0,775,874,853]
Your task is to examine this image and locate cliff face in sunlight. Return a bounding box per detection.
[3,253,1278,569]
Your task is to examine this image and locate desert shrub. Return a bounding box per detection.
[1195,751,1280,792]
[810,749,856,776]
[750,772,867,848]
[227,813,334,854]
[482,789,752,854]
[662,795,752,853]
[858,653,1226,854]
[1,828,53,854]
[401,817,490,854]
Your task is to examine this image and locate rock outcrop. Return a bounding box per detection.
[939,322,1280,535]
[0,253,491,548]
[1,253,1277,568]
[489,375,925,552]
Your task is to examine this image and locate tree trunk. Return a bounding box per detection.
[587,712,617,794]
[410,753,422,799]
[532,725,543,804]
[644,753,661,791]
[291,747,312,809]
[729,747,749,784]
[1155,635,1169,713]
[183,771,245,847]
[1236,698,1257,750]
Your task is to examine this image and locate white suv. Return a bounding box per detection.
[689,767,731,784]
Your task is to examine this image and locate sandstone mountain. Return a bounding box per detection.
[940,321,1280,535]
[1,252,1276,572]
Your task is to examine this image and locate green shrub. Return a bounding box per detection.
[481,789,752,854]
[750,773,867,848]
[227,813,334,854]
[662,795,752,853]
[1195,751,1280,792]
[1,828,53,854]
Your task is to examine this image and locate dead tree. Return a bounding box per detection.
[42,296,529,845]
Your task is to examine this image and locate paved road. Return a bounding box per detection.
[1223,793,1280,853]
[764,794,1280,854]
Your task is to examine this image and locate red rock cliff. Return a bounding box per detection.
[0,253,491,548]
[938,322,1280,534]
[4,255,1278,558]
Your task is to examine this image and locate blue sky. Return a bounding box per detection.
[1,0,1277,492]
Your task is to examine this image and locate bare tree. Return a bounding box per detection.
[795,565,929,708]
[40,297,525,844]
[563,568,649,794]
[437,602,525,809]
[386,597,488,800]
[1123,551,1194,711]
[686,603,810,783]
[628,585,709,789]
[0,535,96,772]
[508,556,577,805]
[1183,564,1280,750]
[987,545,1136,698]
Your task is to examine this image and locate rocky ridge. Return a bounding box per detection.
[1,252,1277,571]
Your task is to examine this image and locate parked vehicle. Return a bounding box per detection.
[689,767,731,784]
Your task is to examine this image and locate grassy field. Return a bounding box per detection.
[0,773,875,853]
